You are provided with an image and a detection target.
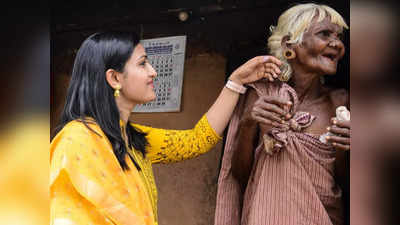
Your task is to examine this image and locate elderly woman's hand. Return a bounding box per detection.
[326,118,350,151]
[229,55,282,85]
[241,94,293,128]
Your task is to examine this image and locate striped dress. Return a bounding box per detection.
[214,81,343,225]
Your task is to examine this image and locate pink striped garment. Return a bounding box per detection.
[214,81,343,225]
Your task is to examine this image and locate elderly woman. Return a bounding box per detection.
[215,3,349,225]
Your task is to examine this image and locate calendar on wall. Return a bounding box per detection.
[133,35,186,113]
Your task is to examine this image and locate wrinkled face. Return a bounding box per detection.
[119,44,157,105]
[293,17,345,75]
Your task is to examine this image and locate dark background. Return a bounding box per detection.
[52,0,349,89]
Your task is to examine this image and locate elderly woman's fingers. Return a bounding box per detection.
[259,96,292,119]
[332,118,350,129]
[252,114,272,125]
[258,102,287,117]
[254,107,284,123]
[328,125,349,137]
[253,115,280,127]
[332,142,350,151]
[263,96,292,107]
[251,96,293,123]
[326,135,350,145]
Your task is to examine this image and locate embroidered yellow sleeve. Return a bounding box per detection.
[131,114,222,164]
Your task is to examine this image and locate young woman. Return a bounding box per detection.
[50,31,282,225]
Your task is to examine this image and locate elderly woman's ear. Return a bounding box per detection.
[281,35,296,60]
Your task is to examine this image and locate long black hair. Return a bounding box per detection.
[55,31,148,171]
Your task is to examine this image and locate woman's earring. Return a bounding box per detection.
[114,84,121,97]
[283,49,296,59]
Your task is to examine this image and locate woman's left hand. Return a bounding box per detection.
[229,55,282,85]
[326,118,350,151]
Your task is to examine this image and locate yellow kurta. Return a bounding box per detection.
[50,115,221,225]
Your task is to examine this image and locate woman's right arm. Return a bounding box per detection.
[231,89,259,193]
[231,88,292,192]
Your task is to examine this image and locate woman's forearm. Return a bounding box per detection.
[206,86,240,136]
[205,55,281,135]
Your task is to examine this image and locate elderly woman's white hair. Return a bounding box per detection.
[267,3,349,81]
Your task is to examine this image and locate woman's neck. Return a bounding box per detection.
[115,98,136,127]
[290,70,323,103]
